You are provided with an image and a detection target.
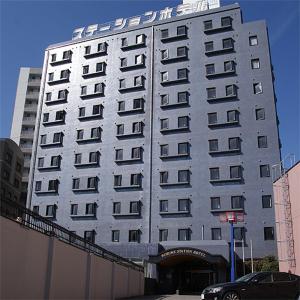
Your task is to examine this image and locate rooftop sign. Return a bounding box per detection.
[72,0,220,40]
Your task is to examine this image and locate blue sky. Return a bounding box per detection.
[0,0,299,161]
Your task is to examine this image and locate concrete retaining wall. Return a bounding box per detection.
[0,217,144,299]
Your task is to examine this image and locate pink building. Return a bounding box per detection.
[273,160,300,275]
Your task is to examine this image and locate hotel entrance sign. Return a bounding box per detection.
[72,0,220,40]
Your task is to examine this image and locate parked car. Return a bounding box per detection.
[200,271,300,300]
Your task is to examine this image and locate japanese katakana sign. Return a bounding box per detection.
[72,0,220,40]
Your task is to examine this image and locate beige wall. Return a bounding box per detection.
[0,217,144,299]
[274,162,300,275]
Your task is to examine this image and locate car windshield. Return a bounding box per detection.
[236,273,258,282]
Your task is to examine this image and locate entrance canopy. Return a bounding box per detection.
[149,247,227,267]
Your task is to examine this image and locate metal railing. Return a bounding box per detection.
[0,198,143,272]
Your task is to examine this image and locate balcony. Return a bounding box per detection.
[113,184,142,190]
[121,39,146,51]
[161,53,188,64]
[74,161,99,168]
[40,141,63,148]
[119,83,145,93]
[115,157,142,164]
[208,121,239,129]
[204,25,232,34]
[70,213,96,219]
[80,91,104,100]
[205,46,234,56]
[116,132,143,139]
[120,62,145,72]
[161,33,188,43]
[160,181,190,187]
[72,187,98,193]
[160,77,189,86]
[84,47,107,59]
[26,92,40,99]
[209,148,241,156]
[48,76,70,86]
[160,126,189,134]
[43,119,65,126]
[37,165,60,171]
[160,153,189,160]
[160,101,189,109]
[117,107,144,115]
[50,57,72,66]
[207,94,237,103]
[112,212,141,218]
[206,69,236,79]
[76,137,101,144]
[24,105,38,112]
[82,69,106,79]
[209,177,243,184]
[22,118,36,126]
[78,113,103,121]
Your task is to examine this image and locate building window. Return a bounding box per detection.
[119,79,126,89]
[130,201,139,214]
[92,105,101,116]
[178,142,189,155]
[230,166,241,179]
[117,124,124,135]
[227,110,238,122]
[228,137,240,150]
[161,71,168,82]
[74,153,82,164]
[226,85,236,96]
[86,203,95,215]
[121,37,128,47]
[212,228,222,240]
[160,144,169,157]
[94,83,103,93]
[60,70,69,79]
[87,177,97,189]
[63,50,72,60]
[115,149,123,161]
[35,181,42,191]
[134,76,143,86]
[98,42,106,52]
[210,168,220,180]
[209,139,218,152]
[161,94,169,106]
[48,73,54,81]
[223,38,233,49]
[113,202,121,214]
[206,64,215,75]
[160,171,168,184]
[89,152,98,163]
[118,101,125,111]
[135,54,144,65]
[51,156,60,167]
[204,20,212,30]
[177,46,187,57]
[207,87,216,99]
[177,25,187,36]
[159,229,168,242]
[83,65,89,75]
[91,127,100,139]
[55,111,65,121]
[136,34,144,44]
[258,136,268,148]
[251,58,260,69]
[85,46,91,55]
[71,204,78,215]
[264,227,274,240]
[178,116,188,128]
[40,134,46,144]
[114,175,122,187]
[53,132,63,143]
[161,118,169,130]
[205,41,214,52]
[133,98,142,109]
[249,35,258,46]
[84,231,95,243]
[131,174,141,186]
[161,49,168,60]
[112,230,120,242]
[178,170,189,183]
[33,206,39,214]
[77,130,84,140]
[72,178,80,189]
[46,93,52,102]
[211,197,221,210]
[48,180,58,191]
[132,122,142,133]
[260,165,270,177]
[81,86,87,95]
[224,61,234,72]
[262,195,272,208]
[253,82,263,94]
[43,113,49,123]
[178,91,188,103]
[38,157,44,168]
[177,68,188,80]
[160,200,168,212]
[221,16,232,27]
[178,229,190,241]
[96,62,105,73]
[255,108,265,120]
[132,147,141,159]
[178,199,190,212]
[129,230,140,243]
[58,90,67,99]
[161,29,169,38]
[234,227,245,240]
[231,196,243,209]
[208,112,218,125]
[51,54,57,62]
[46,205,56,217]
